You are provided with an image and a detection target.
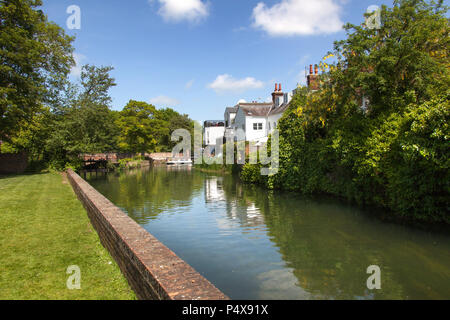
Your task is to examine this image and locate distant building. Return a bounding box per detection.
[219,65,322,146]
[223,107,236,143]
[230,83,292,144]
[224,107,237,128]
[203,120,225,146]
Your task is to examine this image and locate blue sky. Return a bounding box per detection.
[42,0,390,122]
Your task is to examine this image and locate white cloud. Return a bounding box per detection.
[252,0,344,36]
[149,95,180,106]
[70,52,86,77]
[208,74,264,94]
[150,0,209,23]
[185,79,194,89]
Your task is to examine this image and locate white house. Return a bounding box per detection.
[230,83,292,144]
[203,120,225,146]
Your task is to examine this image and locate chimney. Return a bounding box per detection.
[307,64,319,91]
[272,82,284,106]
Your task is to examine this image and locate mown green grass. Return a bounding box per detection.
[0,172,136,300]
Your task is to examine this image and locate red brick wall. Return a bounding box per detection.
[0,152,28,174]
[66,169,228,300]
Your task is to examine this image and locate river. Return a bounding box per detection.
[87,166,450,299]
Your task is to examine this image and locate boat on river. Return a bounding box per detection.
[166,158,192,165]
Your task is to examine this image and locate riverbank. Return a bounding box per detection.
[0,172,135,299]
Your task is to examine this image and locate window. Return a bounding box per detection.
[253,123,263,130]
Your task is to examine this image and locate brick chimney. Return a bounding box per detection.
[307,64,319,91]
[272,83,284,106]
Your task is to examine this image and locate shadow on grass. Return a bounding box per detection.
[0,171,51,180]
[0,161,51,180]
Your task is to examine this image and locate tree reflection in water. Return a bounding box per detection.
[88,167,450,300]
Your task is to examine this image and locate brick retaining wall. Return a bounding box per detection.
[66,169,228,300]
[0,152,28,174]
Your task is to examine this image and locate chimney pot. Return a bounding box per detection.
[309,64,313,75]
[275,83,278,91]
[314,65,318,75]
[279,83,282,92]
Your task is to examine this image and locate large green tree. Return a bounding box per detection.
[116,100,168,154]
[157,107,194,152]
[45,65,119,168]
[116,102,194,154]
[0,0,74,142]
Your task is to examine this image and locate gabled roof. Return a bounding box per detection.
[240,105,272,117]
[268,103,290,116]
[235,102,273,117]
[234,101,291,118]
[225,106,238,113]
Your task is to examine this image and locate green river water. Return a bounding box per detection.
[87,166,450,300]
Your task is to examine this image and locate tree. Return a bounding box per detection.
[45,65,119,168]
[156,108,194,152]
[331,0,449,115]
[243,0,449,223]
[0,0,75,142]
[116,100,168,154]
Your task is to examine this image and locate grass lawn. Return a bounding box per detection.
[0,172,136,299]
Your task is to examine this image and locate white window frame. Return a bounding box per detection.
[253,123,263,131]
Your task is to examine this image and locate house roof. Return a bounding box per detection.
[240,105,272,117]
[239,103,272,107]
[225,106,238,113]
[234,102,271,117]
[233,99,291,119]
[268,103,290,115]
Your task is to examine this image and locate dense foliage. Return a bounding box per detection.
[242,0,449,224]
[117,100,193,154]
[0,1,194,170]
[0,0,74,142]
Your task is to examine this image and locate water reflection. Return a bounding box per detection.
[205,177,226,202]
[87,167,450,300]
[205,176,267,237]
